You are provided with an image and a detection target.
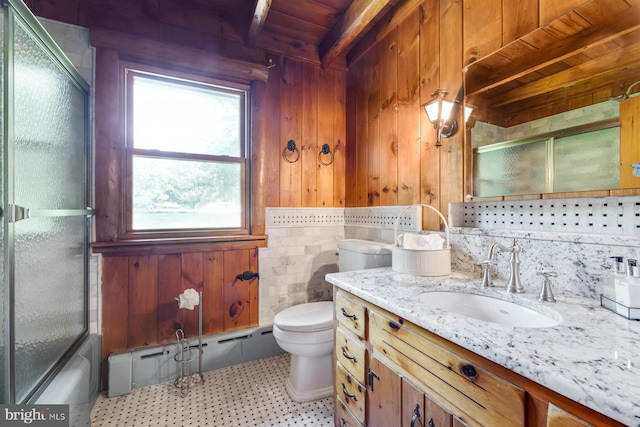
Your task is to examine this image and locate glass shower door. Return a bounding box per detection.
[5,1,91,403]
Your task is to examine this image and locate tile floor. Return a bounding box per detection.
[90,353,334,427]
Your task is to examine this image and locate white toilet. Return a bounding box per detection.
[273,239,392,402]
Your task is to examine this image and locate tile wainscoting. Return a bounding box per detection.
[449,196,640,298]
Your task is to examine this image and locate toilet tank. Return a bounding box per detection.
[337,239,392,272]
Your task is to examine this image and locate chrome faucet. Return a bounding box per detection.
[483,239,524,293]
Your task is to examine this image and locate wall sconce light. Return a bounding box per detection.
[424,89,473,147]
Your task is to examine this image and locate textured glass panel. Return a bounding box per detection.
[11,14,88,403]
[14,216,86,403]
[474,141,547,197]
[132,75,242,156]
[13,20,86,210]
[132,157,242,230]
[0,6,4,405]
[553,128,619,192]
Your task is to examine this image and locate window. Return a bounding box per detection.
[124,67,249,237]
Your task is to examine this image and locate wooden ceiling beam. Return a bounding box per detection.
[246,0,272,47]
[319,0,393,68]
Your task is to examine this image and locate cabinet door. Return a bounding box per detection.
[547,404,594,427]
[402,379,452,427]
[367,355,401,427]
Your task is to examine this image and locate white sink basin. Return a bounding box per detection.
[418,291,561,328]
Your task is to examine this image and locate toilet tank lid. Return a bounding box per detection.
[274,301,334,332]
[338,239,392,255]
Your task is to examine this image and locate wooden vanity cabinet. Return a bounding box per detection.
[333,290,625,427]
[335,292,369,426]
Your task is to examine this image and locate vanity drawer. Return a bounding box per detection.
[335,326,367,384]
[369,310,525,427]
[335,292,366,339]
[335,395,365,427]
[336,361,366,424]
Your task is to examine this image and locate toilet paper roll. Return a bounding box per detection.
[176,288,200,310]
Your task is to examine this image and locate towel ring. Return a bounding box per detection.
[282,139,300,163]
[319,143,334,166]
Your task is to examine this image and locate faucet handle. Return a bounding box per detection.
[478,260,494,287]
[536,270,557,302]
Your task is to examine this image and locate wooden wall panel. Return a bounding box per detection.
[379,29,399,206]
[223,249,258,330]
[345,64,358,207]
[355,59,370,207]
[279,58,303,207]
[203,251,225,334]
[463,0,502,63]
[318,67,336,206]
[503,0,539,44]
[157,254,182,342]
[100,246,259,389]
[301,62,319,207]
[101,256,128,388]
[420,0,442,230]
[333,69,347,208]
[397,10,421,206]
[180,252,204,337]
[366,44,382,206]
[128,255,159,348]
[439,0,465,222]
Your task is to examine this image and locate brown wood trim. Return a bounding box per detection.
[91,235,268,256]
[90,27,269,83]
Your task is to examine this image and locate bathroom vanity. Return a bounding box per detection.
[327,268,639,427]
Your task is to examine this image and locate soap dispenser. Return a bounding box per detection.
[604,256,624,310]
[616,259,640,319]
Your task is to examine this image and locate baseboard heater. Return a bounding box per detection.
[108,326,283,397]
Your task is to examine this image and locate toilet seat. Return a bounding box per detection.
[274,301,333,332]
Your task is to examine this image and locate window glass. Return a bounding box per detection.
[127,70,247,234]
[132,75,241,156]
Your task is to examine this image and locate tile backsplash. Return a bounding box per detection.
[259,198,640,324]
[449,195,640,298]
[259,206,420,325]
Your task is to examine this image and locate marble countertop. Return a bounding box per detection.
[325,267,640,427]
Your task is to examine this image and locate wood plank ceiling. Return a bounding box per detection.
[465,0,640,118]
[200,0,401,67]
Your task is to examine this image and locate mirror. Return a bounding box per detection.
[464,1,640,199]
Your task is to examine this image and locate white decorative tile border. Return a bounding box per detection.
[266,206,423,231]
[450,196,640,237]
[265,208,345,228]
[345,205,422,231]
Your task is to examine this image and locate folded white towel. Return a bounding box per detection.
[398,232,444,250]
[176,288,200,310]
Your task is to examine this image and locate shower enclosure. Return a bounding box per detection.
[1,0,92,404]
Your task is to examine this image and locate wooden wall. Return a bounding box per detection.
[25,0,347,389]
[345,0,465,230]
[251,55,347,235]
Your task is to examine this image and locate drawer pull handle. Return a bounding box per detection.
[410,404,421,427]
[389,321,401,331]
[340,417,347,427]
[341,307,358,321]
[462,364,477,377]
[428,418,435,427]
[341,346,357,363]
[341,383,357,401]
